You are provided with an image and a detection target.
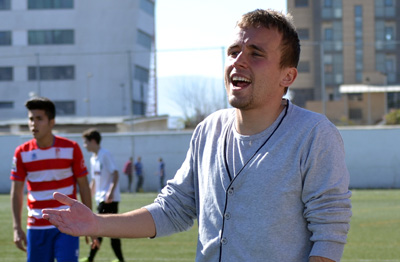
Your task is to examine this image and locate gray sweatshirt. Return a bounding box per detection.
[145,101,352,262]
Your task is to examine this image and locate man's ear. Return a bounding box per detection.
[49,118,55,128]
[281,67,297,87]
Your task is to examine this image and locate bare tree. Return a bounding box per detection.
[168,76,226,128]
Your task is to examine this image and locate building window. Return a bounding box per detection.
[324,0,333,7]
[0,101,13,109]
[54,101,75,115]
[385,0,394,7]
[354,5,362,16]
[324,53,343,85]
[28,0,73,9]
[324,28,334,50]
[354,5,363,83]
[355,50,363,68]
[375,0,395,17]
[385,26,396,50]
[295,0,308,7]
[375,21,396,50]
[376,53,385,72]
[134,66,149,83]
[0,67,12,81]
[324,28,333,41]
[348,93,363,101]
[335,73,343,84]
[0,31,11,45]
[385,57,396,83]
[386,58,395,71]
[140,0,154,16]
[349,108,362,120]
[0,0,10,10]
[137,30,152,50]
[297,28,309,40]
[298,61,310,73]
[375,21,384,49]
[28,66,75,80]
[322,0,342,18]
[355,72,363,82]
[325,64,333,73]
[132,101,146,115]
[385,26,394,40]
[28,30,74,45]
[387,92,400,109]
[323,22,343,51]
[333,21,343,41]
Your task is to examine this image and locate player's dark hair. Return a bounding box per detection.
[25,97,56,120]
[82,128,102,144]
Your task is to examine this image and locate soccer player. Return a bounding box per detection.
[11,97,92,262]
[80,128,124,262]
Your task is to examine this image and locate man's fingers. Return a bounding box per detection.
[16,243,26,252]
[42,192,74,217]
[14,239,27,252]
[41,210,60,224]
[53,192,76,206]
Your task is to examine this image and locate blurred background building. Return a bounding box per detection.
[0,0,156,121]
[288,0,400,125]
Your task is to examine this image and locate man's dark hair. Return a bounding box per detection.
[82,128,102,144]
[25,97,56,120]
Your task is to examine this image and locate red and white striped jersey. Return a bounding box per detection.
[11,136,88,229]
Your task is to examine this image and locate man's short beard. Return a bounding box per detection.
[228,96,254,110]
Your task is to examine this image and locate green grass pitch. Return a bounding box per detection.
[1,190,399,261]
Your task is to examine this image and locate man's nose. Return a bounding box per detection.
[29,120,36,127]
[233,52,248,68]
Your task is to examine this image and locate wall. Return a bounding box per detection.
[1,126,399,194]
[340,126,400,188]
[1,131,193,194]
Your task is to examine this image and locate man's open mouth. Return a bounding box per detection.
[231,75,251,88]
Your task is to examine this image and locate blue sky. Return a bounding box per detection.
[155,1,287,116]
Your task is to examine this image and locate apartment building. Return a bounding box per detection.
[287,0,400,124]
[0,0,155,120]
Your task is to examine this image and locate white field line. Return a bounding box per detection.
[3,258,399,261]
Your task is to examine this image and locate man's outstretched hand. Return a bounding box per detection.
[42,192,98,237]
